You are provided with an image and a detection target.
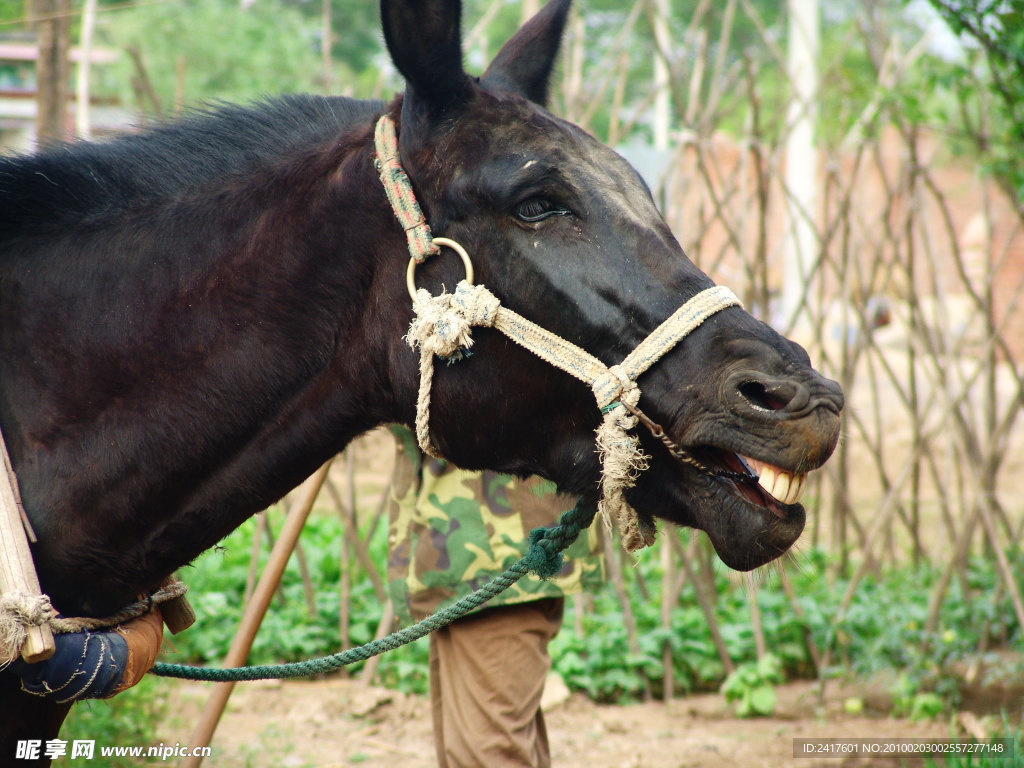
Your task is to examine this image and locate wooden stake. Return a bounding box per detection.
[660,536,674,703]
[159,575,196,636]
[180,460,332,768]
[357,600,395,688]
[0,428,55,663]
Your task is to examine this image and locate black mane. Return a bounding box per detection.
[0,95,383,241]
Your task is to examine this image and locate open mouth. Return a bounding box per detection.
[617,399,809,524]
[688,447,806,514]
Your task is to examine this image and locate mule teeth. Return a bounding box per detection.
[756,465,806,506]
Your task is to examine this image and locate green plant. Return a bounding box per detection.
[60,676,166,767]
[549,541,1021,710]
[924,715,1024,768]
[720,652,784,717]
[169,509,1021,718]
[170,508,430,694]
[890,672,945,721]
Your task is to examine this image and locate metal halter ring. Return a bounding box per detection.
[406,237,474,302]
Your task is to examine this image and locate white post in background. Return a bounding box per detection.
[652,0,671,154]
[521,0,540,25]
[74,0,98,139]
[781,0,820,331]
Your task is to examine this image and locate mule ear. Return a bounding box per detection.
[481,0,571,106]
[381,0,473,123]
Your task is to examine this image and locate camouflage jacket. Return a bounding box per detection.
[386,426,605,624]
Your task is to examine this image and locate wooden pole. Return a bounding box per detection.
[601,528,652,700]
[0,429,55,663]
[660,536,673,703]
[357,600,394,687]
[179,460,332,768]
[33,0,70,145]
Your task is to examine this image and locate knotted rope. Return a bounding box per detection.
[0,592,55,665]
[405,281,501,456]
[0,581,187,666]
[375,114,742,550]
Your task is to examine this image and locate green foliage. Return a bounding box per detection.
[925,715,1024,768]
[171,509,429,695]
[0,0,25,28]
[170,515,1018,721]
[890,671,945,721]
[94,0,321,113]
[550,608,664,703]
[915,0,1024,200]
[821,552,1024,718]
[60,676,166,767]
[550,535,1021,711]
[720,652,784,717]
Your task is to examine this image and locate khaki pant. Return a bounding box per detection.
[428,598,565,768]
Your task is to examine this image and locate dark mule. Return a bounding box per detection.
[0,0,842,759]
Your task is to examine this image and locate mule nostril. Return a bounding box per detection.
[738,380,806,413]
[739,381,782,411]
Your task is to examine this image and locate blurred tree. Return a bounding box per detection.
[95,0,321,113]
[0,1,23,27]
[34,0,69,143]
[922,0,1024,201]
[307,0,383,94]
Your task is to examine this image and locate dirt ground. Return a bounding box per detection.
[154,676,1001,768]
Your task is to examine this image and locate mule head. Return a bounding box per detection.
[380,0,843,570]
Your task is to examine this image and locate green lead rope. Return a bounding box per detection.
[149,498,596,682]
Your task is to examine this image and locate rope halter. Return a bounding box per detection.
[374,114,741,551]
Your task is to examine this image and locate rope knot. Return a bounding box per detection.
[523,527,565,579]
[523,501,597,580]
[405,281,502,456]
[407,288,469,361]
[592,364,638,410]
[0,592,56,664]
[451,281,500,328]
[405,281,500,362]
[595,390,652,552]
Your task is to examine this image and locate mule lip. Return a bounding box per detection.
[702,473,806,571]
[662,441,806,568]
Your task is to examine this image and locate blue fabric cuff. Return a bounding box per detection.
[8,629,129,703]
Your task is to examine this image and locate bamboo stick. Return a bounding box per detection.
[660,536,673,703]
[324,474,388,603]
[600,527,652,700]
[669,536,734,675]
[180,460,332,768]
[358,600,395,688]
[243,512,266,606]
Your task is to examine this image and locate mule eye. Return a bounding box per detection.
[514,198,570,223]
